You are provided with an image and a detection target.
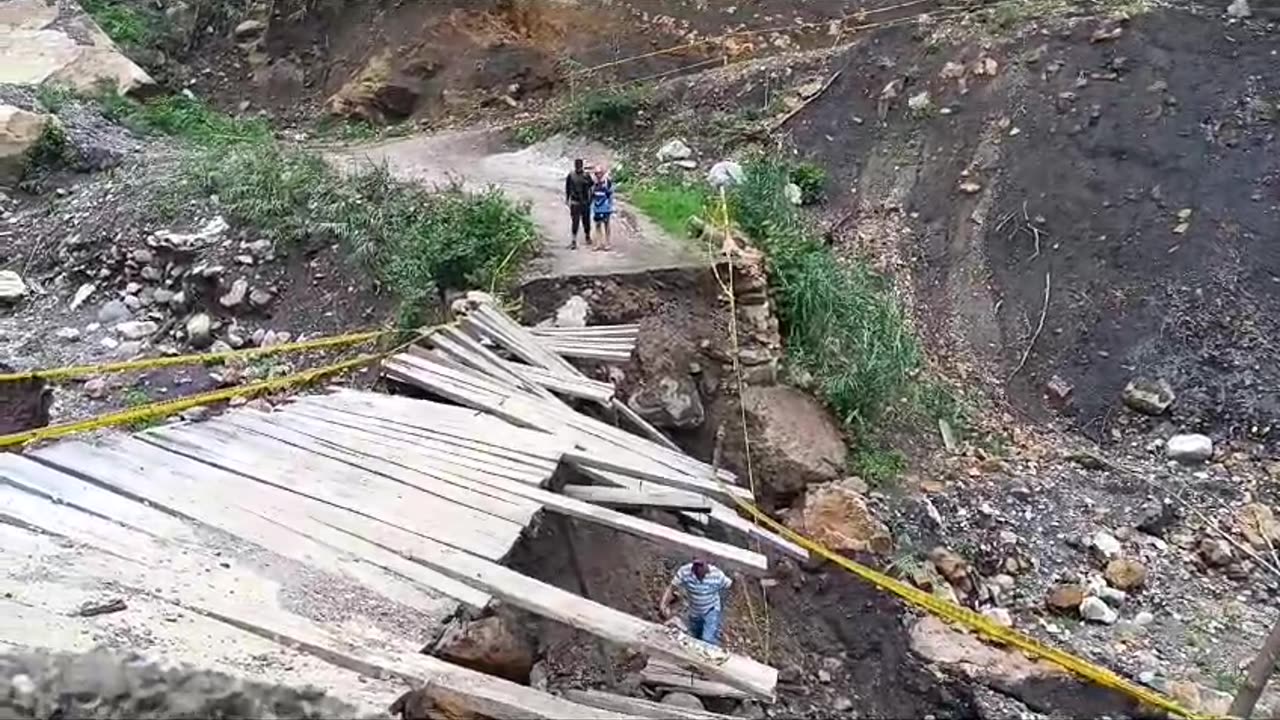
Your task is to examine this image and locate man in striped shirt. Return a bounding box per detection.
[659,559,733,646]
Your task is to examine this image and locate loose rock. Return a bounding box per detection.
[248,288,274,309]
[735,385,847,496]
[785,477,892,554]
[114,320,158,341]
[661,693,705,711]
[707,160,745,188]
[628,374,704,429]
[1136,500,1179,537]
[186,313,214,349]
[69,283,96,311]
[1079,596,1119,624]
[1091,530,1123,560]
[1104,558,1148,590]
[219,278,249,308]
[981,607,1014,627]
[784,182,803,206]
[0,270,27,303]
[1226,0,1252,16]
[97,300,131,324]
[1046,584,1085,613]
[435,615,534,683]
[657,139,694,162]
[83,377,107,399]
[1123,378,1175,415]
[54,327,81,342]
[1166,434,1213,463]
[553,295,590,328]
[1197,537,1234,567]
[1239,503,1280,551]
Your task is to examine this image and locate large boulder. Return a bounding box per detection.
[434,615,533,684]
[734,386,847,497]
[628,374,704,429]
[784,477,892,554]
[325,49,437,123]
[0,105,52,185]
[0,0,153,94]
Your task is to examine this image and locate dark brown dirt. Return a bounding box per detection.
[766,6,1280,448]
[0,363,51,439]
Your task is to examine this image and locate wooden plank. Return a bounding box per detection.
[541,346,633,361]
[531,324,641,336]
[612,398,681,451]
[219,411,541,523]
[262,415,767,575]
[470,304,580,376]
[562,485,712,512]
[33,437,492,609]
[561,690,736,720]
[436,327,558,401]
[642,659,751,700]
[498,360,615,403]
[0,525,633,720]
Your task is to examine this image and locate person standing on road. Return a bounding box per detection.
[565,158,594,250]
[659,559,733,646]
[590,165,614,252]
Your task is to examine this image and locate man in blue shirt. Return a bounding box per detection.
[659,559,733,646]
[590,165,614,252]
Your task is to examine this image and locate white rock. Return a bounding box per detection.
[1080,596,1119,624]
[1134,611,1155,626]
[84,377,108,399]
[0,269,26,302]
[553,295,591,328]
[97,299,131,324]
[1166,434,1213,463]
[248,288,274,308]
[1092,530,1123,559]
[707,160,745,188]
[54,327,81,342]
[908,91,932,113]
[114,320,158,340]
[99,337,119,350]
[784,182,803,206]
[1227,0,1252,16]
[185,313,214,349]
[219,278,249,308]
[981,607,1014,627]
[69,283,96,311]
[116,340,142,357]
[657,138,694,162]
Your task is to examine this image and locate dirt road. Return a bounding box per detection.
[339,130,701,279]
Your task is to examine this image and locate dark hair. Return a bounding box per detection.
[574,158,584,171]
[691,560,708,578]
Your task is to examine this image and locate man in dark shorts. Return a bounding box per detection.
[565,158,594,250]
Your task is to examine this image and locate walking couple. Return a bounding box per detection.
[565,158,614,251]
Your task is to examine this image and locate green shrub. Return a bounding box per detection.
[729,155,923,433]
[789,161,827,205]
[101,93,272,147]
[628,177,709,238]
[80,0,157,46]
[567,89,648,134]
[179,144,538,326]
[25,122,75,173]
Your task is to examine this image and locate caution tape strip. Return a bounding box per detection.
[0,352,383,448]
[722,491,1203,719]
[0,329,395,384]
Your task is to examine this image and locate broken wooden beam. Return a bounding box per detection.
[641,659,751,700]
[562,485,713,512]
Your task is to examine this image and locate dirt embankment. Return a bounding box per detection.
[776,7,1280,446]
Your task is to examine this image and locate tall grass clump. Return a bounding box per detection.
[628,177,708,238]
[180,144,538,325]
[100,92,272,147]
[729,156,923,433]
[567,88,648,135]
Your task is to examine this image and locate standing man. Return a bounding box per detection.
[565,158,594,250]
[591,164,615,252]
[659,559,733,646]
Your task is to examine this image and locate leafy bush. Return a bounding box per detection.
[25,122,75,173]
[567,89,648,135]
[628,177,709,238]
[789,161,827,206]
[729,155,923,433]
[100,93,272,147]
[80,0,157,46]
[180,144,538,326]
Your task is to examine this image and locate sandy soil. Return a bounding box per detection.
[336,130,701,279]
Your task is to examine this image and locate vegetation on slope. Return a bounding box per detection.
[97,92,538,325]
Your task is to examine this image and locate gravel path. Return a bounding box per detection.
[335,129,702,279]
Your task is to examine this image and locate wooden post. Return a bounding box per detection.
[1231,614,1280,718]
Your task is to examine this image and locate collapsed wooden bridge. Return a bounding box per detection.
[0,300,795,718]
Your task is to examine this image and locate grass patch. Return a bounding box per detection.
[789,161,827,206]
[100,92,272,147]
[566,88,649,135]
[729,155,927,436]
[628,177,708,238]
[80,0,158,47]
[178,143,538,326]
[24,122,75,175]
[852,446,908,488]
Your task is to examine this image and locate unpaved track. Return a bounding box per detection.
[338,129,701,279]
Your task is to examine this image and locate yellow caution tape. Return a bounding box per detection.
[0,352,382,448]
[0,329,395,384]
[722,491,1203,719]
